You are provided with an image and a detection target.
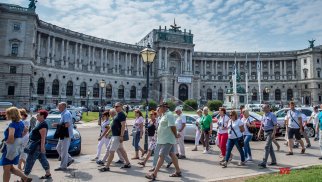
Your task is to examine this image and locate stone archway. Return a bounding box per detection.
[178,84,188,101]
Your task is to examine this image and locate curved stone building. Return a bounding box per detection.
[1,3,321,109]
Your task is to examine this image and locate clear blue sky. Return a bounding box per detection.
[4,0,322,52]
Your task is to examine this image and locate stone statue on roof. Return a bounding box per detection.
[28,0,37,11]
[170,19,181,32]
[308,39,315,48]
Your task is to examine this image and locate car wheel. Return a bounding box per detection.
[306,125,315,138]
[209,131,217,145]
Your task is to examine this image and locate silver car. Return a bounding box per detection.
[176,114,217,145]
[275,107,314,137]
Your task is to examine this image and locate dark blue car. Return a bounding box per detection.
[45,114,81,155]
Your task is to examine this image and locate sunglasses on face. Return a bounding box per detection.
[114,106,121,108]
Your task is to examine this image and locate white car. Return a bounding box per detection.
[245,104,262,112]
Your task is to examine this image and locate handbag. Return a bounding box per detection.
[230,121,244,148]
[123,124,129,141]
[23,140,40,154]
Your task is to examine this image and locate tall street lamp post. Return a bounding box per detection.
[140,43,156,152]
[99,79,106,126]
[87,90,90,116]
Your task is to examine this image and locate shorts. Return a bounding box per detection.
[109,136,124,152]
[288,128,301,140]
[159,143,175,157]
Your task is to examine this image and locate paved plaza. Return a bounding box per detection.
[1,120,321,182]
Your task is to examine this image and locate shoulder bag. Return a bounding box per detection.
[230,121,244,148]
[123,124,129,141]
[289,111,301,128]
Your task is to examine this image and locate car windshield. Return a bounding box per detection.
[46,117,61,129]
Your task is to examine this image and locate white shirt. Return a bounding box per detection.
[310,111,319,125]
[286,109,302,129]
[218,115,229,134]
[242,117,254,136]
[101,119,110,134]
[134,116,144,132]
[175,113,186,132]
[227,119,244,139]
[22,119,30,142]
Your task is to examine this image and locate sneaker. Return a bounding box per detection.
[115,160,124,164]
[166,162,172,168]
[96,160,105,165]
[293,144,299,149]
[238,161,246,166]
[318,157,322,160]
[246,157,253,161]
[268,162,277,166]
[306,144,311,148]
[221,161,227,168]
[192,147,198,151]
[178,155,186,159]
[258,163,267,168]
[67,159,74,167]
[314,138,319,141]
[54,167,67,171]
[120,163,131,169]
[202,150,208,154]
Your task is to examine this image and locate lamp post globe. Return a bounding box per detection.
[140,43,156,152]
[99,79,106,125]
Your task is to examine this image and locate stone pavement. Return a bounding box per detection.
[2,138,322,182]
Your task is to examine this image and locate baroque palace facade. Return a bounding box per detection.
[1,3,322,109]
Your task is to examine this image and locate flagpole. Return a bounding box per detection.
[233,51,237,109]
[257,52,262,104]
[245,54,249,106]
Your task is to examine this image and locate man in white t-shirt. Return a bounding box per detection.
[309,106,320,141]
[175,107,186,159]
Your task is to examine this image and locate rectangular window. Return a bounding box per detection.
[305,84,308,89]
[8,86,15,95]
[13,23,21,31]
[11,44,19,56]
[304,59,307,64]
[319,96,322,102]
[317,59,320,63]
[9,66,16,74]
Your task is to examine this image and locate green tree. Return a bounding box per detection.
[166,100,176,111]
[183,99,198,111]
[142,100,157,111]
[207,100,223,111]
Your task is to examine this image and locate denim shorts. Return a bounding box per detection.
[159,143,175,157]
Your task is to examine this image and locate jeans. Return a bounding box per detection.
[218,133,228,156]
[56,138,73,168]
[200,130,210,151]
[24,147,50,175]
[262,131,276,165]
[243,135,253,158]
[225,138,245,162]
[132,131,141,151]
[152,144,172,167]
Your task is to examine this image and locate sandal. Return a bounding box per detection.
[121,163,131,169]
[138,162,145,167]
[169,171,182,177]
[145,173,156,180]
[39,174,52,179]
[141,151,147,157]
[98,167,110,172]
[148,168,155,172]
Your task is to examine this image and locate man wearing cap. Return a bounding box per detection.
[174,107,186,159]
[145,102,182,180]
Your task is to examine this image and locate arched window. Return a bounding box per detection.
[52,79,59,96]
[217,89,223,101]
[93,83,99,98]
[275,89,281,101]
[287,89,293,101]
[80,82,87,97]
[66,81,73,96]
[130,86,136,99]
[106,84,112,98]
[263,89,269,101]
[252,89,257,101]
[118,85,124,99]
[206,89,212,100]
[142,86,147,99]
[37,78,45,95]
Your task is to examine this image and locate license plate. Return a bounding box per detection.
[51,147,57,150]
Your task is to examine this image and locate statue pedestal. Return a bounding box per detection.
[224,93,247,110]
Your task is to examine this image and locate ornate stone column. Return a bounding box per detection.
[75,43,78,70]
[37,32,41,63]
[79,44,83,70]
[52,37,55,66]
[66,41,69,68]
[46,35,50,65]
[60,39,64,68]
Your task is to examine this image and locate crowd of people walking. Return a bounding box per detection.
[1,101,322,181]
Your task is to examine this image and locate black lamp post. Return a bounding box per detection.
[140,43,156,151]
[87,90,90,116]
[99,79,106,126]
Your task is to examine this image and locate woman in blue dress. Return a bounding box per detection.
[0,107,32,182]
